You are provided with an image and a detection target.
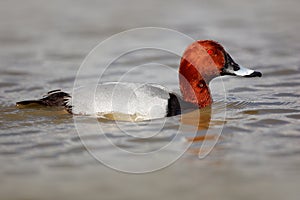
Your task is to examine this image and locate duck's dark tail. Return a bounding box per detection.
[16,89,72,113]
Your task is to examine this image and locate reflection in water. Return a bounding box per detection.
[181,107,211,130]
[180,104,226,156]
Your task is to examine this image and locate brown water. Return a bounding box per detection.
[1,0,300,199]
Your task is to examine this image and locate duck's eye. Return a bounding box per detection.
[207,49,214,55]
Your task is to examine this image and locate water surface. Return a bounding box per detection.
[0,0,300,199]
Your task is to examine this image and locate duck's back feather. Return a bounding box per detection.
[70,82,171,120]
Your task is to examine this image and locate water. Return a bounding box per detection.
[1,0,300,199]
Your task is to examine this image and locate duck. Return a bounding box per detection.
[16,40,262,121]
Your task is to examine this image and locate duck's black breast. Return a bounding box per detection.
[166,93,198,117]
[166,93,181,117]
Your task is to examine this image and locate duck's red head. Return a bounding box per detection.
[179,40,262,108]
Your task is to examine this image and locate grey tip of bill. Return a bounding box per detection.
[246,71,262,77]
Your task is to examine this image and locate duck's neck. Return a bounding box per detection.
[179,77,212,108]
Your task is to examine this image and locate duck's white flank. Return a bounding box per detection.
[69,82,171,120]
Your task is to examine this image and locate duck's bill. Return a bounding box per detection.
[221,64,262,77]
[231,65,262,77]
[221,52,262,77]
